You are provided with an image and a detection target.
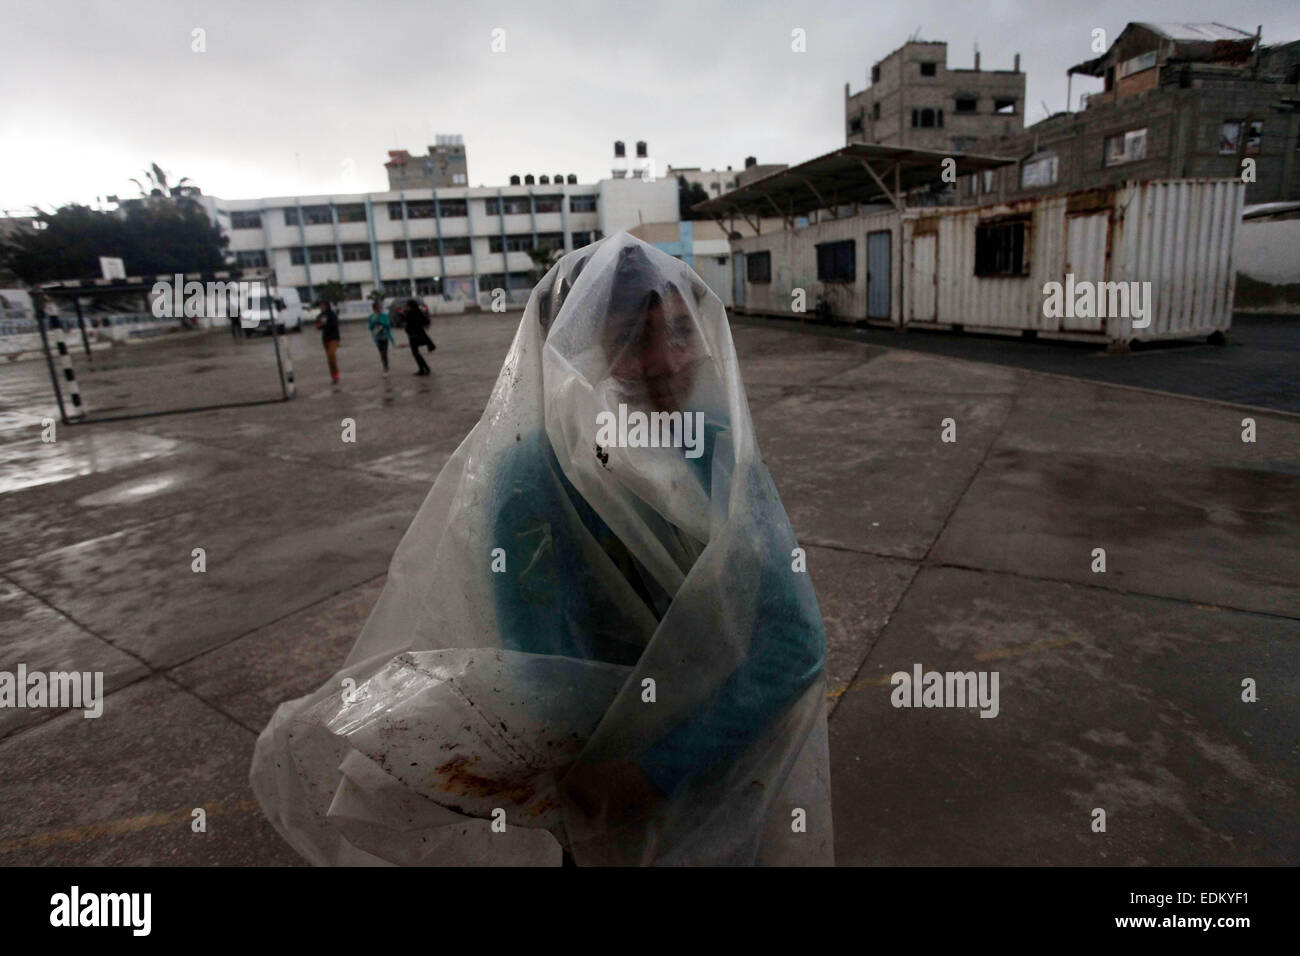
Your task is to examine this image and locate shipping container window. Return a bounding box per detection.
[955,98,977,113]
[920,62,936,76]
[816,240,855,283]
[1104,127,1147,166]
[974,219,1027,277]
[994,99,1016,114]
[746,251,772,283]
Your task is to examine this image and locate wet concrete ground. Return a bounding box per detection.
[0,314,1296,865]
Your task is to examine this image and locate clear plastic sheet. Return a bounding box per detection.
[250,233,833,865]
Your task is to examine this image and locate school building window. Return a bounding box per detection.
[485,197,532,215]
[284,205,331,226]
[489,234,534,253]
[335,204,367,223]
[340,243,371,262]
[235,250,268,268]
[230,211,262,229]
[569,195,598,213]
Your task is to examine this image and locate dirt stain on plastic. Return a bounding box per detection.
[434,754,535,805]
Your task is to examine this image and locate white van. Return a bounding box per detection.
[243,286,302,334]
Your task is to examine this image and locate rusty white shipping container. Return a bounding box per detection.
[730,179,1244,347]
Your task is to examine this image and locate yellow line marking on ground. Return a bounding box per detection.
[974,634,1080,661]
[0,799,260,854]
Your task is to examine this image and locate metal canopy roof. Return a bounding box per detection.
[691,143,1015,224]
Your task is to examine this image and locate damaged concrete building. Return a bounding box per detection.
[964,23,1300,205]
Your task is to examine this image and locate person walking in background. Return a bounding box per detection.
[316,300,341,384]
[401,297,435,376]
[367,300,395,373]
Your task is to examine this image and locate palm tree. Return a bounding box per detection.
[129,162,194,200]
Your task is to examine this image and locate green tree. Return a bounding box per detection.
[0,163,227,285]
[677,176,710,221]
[316,280,347,306]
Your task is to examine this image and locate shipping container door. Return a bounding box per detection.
[732,252,745,309]
[867,230,891,319]
[910,234,937,322]
[1063,213,1109,332]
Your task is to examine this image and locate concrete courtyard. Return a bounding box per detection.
[0,312,1296,865]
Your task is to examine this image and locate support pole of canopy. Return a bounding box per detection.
[857,159,903,213]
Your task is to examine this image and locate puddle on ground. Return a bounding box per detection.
[75,468,195,507]
[0,431,180,494]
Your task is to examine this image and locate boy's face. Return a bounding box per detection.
[606,286,703,412]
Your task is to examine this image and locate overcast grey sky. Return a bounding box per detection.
[2,0,1296,210]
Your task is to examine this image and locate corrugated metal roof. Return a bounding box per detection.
[693,144,1014,218]
[1136,22,1254,42]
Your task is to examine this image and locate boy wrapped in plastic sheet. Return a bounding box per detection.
[250,233,833,866]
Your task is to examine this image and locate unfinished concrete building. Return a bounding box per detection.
[845,40,1026,152]
[384,135,469,190]
[964,23,1300,205]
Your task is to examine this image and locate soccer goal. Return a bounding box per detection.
[33,269,296,424]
